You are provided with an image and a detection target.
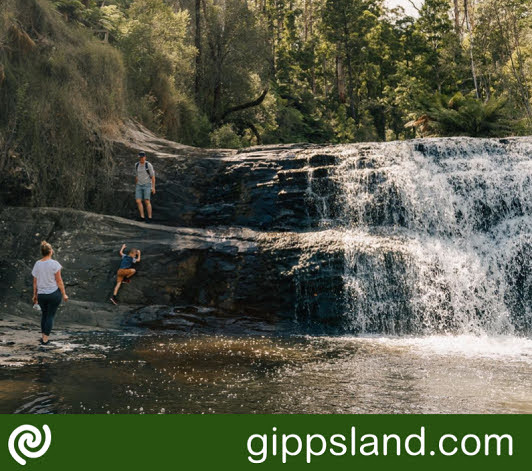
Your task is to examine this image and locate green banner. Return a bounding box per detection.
[0,415,528,470]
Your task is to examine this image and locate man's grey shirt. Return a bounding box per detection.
[136,161,155,185]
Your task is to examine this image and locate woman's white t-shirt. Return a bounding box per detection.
[32,259,62,294]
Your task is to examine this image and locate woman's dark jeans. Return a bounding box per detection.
[38,289,62,336]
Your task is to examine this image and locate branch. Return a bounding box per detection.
[248,122,262,145]
[407,0,421,13]
[221,87,269,121]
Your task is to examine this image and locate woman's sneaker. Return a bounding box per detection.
[122,278,131,284]
[110,295,119,305]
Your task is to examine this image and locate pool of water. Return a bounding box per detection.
[1,332,531,414]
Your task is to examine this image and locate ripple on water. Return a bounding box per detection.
[1,332,531,414]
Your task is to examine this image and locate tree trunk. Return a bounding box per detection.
[248,123,262,145]
[304,0,309,42]
[336,51,346,103]
[212,48,223,122]
[342,15,356,122]
[323,56,328,99]
[201,0,223,122]
[194,0,201,98]
[453,0,461,36]
[463,0,480,98]
[309,0,316,94]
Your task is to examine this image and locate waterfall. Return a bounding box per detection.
[301,138,532,335]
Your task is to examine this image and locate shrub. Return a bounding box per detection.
[407,93,515,137]
[0,0,126,208]
[209,124,243,149]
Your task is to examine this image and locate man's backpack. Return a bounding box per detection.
[135,161,153,178]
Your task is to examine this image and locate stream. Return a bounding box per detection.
[1,331,531,414]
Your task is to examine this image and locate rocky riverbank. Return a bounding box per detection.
[2,124,532,340]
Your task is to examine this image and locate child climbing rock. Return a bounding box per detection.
[110,244,140,305]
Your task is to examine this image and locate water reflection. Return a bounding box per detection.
[0,333,531,414]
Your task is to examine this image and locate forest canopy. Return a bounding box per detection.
[1,0,532,150]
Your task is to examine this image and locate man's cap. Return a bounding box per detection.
[138,151,146,157]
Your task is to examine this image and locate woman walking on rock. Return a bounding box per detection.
[31,241,68,345]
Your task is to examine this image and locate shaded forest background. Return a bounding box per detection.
[1,0,532,159]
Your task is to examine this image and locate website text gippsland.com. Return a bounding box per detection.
[246,426,513,463]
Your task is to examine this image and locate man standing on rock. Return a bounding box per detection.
[135,151,156,222]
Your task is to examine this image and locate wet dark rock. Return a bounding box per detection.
[2,126,532,335]
[71,127,328,231]
[0,207,345,329]
[414,143,427,154]
[125,305,283,335]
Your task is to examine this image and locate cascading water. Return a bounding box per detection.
[301,138,532,335]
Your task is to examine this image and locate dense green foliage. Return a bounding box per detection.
[1,0,532,156]
[407,93,514,136]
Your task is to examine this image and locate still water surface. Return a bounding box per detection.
[1,333,531,414]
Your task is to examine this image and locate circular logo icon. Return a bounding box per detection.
[8,424,52,466]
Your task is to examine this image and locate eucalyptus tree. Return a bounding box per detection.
[199,0,270,124]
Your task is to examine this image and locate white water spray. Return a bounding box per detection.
[303,138,532,335]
